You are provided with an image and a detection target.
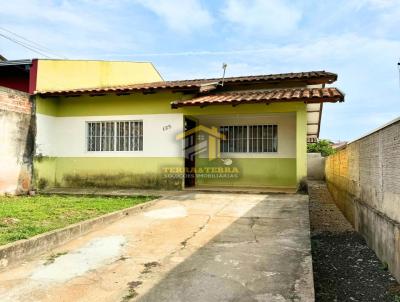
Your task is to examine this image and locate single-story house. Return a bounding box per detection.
[0,59,345,192]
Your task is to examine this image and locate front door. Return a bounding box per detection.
[184,118,196,187]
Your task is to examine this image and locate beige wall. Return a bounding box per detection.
[197,113,296,159]
[325,118,400,281]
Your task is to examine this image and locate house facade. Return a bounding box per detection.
[31,67,344,191]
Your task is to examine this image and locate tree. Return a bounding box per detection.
[307,139,335,157]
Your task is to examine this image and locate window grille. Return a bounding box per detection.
[219,125,277,153]
[249,125,277,152]
[87,121,143,152]
[220,126,248,152]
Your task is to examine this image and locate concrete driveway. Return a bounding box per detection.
[0,192,313,302]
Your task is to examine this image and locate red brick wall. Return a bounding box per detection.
[0,86,31,115]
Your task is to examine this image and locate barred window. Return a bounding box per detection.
[87,121,143,152]
[249,125,277,152]
[219,125,277,153]
[220,126,248,152]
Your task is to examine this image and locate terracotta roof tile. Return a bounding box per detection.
[36,71,337,96]
[171,88,344,108]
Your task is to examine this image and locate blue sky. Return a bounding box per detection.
[1,0,399,141]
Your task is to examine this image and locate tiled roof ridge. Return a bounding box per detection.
[36,71,337,96]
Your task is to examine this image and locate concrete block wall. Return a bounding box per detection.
[0,86,34,195]
[307,153,325,180]
[325,118,400,281]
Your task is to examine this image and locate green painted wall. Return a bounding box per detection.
[36,93,305,117]
[195,158,297,188]
[34,92,307,190]
[34,157,184,190]
[296,110,307,182]
[36,97,59,116]
[34,157,57,188]
[181,102,305,116]
[36,93,192,116]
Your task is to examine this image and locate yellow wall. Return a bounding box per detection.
[35,60,163,92]
[296,109,307,182]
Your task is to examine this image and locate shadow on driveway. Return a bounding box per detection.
[135,194,313,302]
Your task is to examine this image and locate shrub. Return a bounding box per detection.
[307,139,335,157]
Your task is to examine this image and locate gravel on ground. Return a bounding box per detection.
[308,180,400,302]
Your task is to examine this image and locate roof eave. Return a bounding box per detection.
[171,96,344,109]
[0,59,32,67]
[35,71,338,97]
[226,76,337,86]
[36,85,203,97]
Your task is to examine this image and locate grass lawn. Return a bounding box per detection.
[0,195,156,246]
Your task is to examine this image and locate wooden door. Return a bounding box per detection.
[184,118,196,187]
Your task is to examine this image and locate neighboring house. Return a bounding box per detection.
[0,59,162,93]
[0,59,345,192]
[331,141,348,150]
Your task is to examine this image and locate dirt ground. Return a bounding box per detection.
[308,180,400,302]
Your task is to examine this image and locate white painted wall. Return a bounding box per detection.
[36,113,184,157]
[197,113,296,158]
[36,112,296,159]
[36,114,56,156]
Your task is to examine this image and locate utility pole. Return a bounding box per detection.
[221,63,228,87]
[398,58,400,87]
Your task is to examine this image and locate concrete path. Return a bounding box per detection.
[0,192,313,302]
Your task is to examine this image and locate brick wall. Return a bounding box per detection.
[0,86,32,114]
[325,118,400,281]
[0,86,34,195]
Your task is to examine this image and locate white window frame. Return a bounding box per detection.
[86,120,143,152]
[219,124,278,153]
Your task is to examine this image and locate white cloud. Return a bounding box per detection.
[349,0,399,9]
[0,0,101,31]
[345,0,400,37]
[222,0,301,36]
[134,0,213,34]
[0,0,149,59]
[374,7,400,37]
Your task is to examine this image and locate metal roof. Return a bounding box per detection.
[0,59,32,66]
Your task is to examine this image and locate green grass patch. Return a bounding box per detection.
[0,194,156,246]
